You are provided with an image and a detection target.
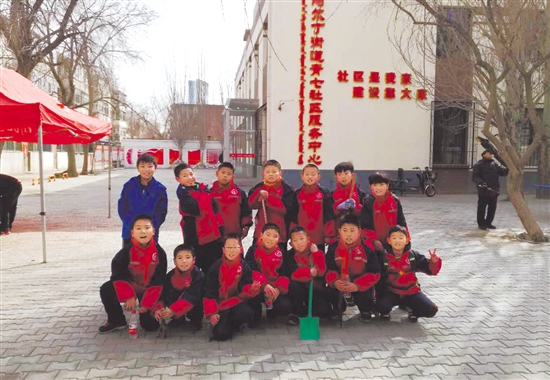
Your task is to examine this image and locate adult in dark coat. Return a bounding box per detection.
[472,150,509,230]
[0,174,23,235]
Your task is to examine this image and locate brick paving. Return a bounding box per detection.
[1,168,549,380]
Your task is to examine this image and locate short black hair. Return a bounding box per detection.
[174,162,191,177]
[173,244,195,258]
[368,172,390,185]
[338,214,361,229]
[388,225,408,238]
[263,159,282,171]
[289,226,307,238]
[262,222,280,234]
[137,153,157,168]
[334,161,354,174]
[218,162,234,172]
[223,233,242,246]
[131,214,154,229]
[302,164,319,174]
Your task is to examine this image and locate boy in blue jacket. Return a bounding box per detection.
[118,154,168,246]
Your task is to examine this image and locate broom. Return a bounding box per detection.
[300,265,320,340]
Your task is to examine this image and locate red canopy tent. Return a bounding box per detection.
[0,67,111,262]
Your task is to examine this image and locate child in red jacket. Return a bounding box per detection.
[326,214,381,323]
[377,225,441,322]
[327,162,367,243]
[152,244,205,337]
[289,164,334,252]
[360,172,409,252]
[248,160,294,252]
[203,234,259,341]
[245,223,292,326]
[287,226,332,326]
[99,214,167,333]
[211,162,253,239]
[175,162,223,274]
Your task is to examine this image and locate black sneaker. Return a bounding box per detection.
[408,312,418,323]
[239,323,249,333]
[381,314,391,321]
[359,312,372,323]
[98,321,126,334]
[487,224,497,229]
[478,225,488,231]
[249,317,262,328]
[287,315,300,326]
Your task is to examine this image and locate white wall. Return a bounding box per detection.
[1,151,84,175]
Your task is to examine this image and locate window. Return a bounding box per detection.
[431,102,472,167]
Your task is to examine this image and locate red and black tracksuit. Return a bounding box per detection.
[100,238,167,331]
[248,180,294,249]
[158,266,205,328]
[327,183,367,243]
[377,249,441,318]
[203,256,259,341]
[211,181,253,238]
[325,239,381,314]
[245,244,292,321]
[177,183,224,273]
[287,246,331,318]
[360,192,409,247]
[289,184,334,251]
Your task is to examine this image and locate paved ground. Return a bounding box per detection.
[1,168,549,380]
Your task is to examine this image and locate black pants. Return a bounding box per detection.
[194,240,223,274]
[212,302,254,341]
[0,180,22,233]
[99,281,159,331]
[289,281,331,318]
[250,292,292,321]
[327,287,374,314]
[377,291,438,318]
[477,194,498,226]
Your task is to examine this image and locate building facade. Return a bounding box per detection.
[231,1,542,193]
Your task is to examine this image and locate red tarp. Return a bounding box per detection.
[0,67,111,144]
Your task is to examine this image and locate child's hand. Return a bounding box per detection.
[310,243,319,253]
[310,267,318,277]
[210,314,220,326]
[241,226,250,239]
[251,281,261,292]
[271,287,280,301]
[373,240,384,252]
[124,297,137,311]
[258,190,269,201]
[161,308,175,319]
[429,249,439,263]
[334,279,346,292]
[343,283,359,293]
[154,309,163,321]
[264,284,276,298]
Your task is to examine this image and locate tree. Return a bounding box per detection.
[383,0,549,242]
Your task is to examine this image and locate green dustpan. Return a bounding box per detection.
[300,278,320,340]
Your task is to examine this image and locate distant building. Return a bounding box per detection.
[188,79,209,104]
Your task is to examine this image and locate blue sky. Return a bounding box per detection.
[116,0,255,106]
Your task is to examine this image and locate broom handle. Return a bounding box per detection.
[308,278,314,318]
[349,174,356,199]
[261,199,268,223]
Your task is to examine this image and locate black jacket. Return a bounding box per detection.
[161,266,205,312]
[472,158,508,194]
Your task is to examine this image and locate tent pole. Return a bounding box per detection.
[108,139,112,219]
[38,124,47,263]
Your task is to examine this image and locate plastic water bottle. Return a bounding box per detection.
[128,309,139,339]
[265,294,273,310]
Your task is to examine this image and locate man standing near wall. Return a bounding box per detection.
[472,150,509,230]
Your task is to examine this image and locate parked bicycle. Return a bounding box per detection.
[390,167,437,197]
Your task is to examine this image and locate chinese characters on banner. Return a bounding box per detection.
[337,70,428,101]
[298,0,325,166]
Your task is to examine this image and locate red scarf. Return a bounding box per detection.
[335,239,362,278]
[171,266,193,292]
[219,255,243,300]
[129,238,158,290]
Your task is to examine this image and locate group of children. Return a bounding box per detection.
[99,154,441,341]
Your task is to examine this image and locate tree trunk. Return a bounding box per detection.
[66,144,79,177]
[81,144,90,175]
[507,169,546,242]
[536,142,550,199]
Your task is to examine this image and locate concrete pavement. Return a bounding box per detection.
[1,168,549,379]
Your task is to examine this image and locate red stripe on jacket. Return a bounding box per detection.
[251,245,289,294]
[296,185,325,244]
[249,182,289,243]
